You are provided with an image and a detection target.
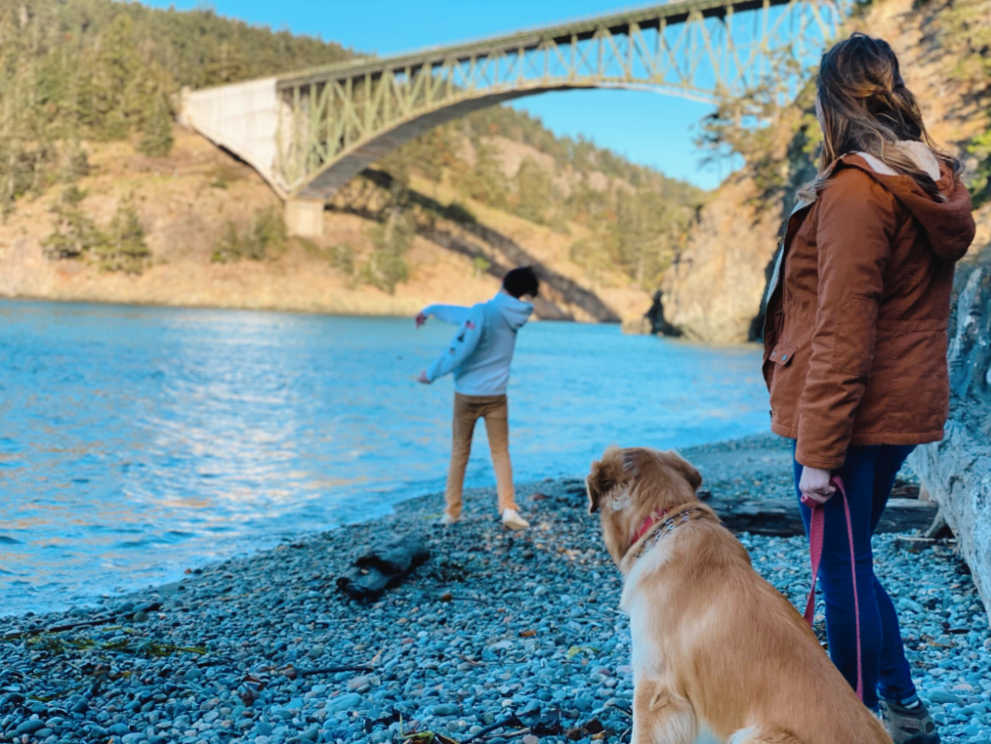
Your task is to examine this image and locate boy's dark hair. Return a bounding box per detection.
[502,266,539,298]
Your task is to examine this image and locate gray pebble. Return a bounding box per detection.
[429,703,460,716]
[325,693,362,714]
[12,719,45,736]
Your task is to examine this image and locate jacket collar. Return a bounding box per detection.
[790,151,973,262]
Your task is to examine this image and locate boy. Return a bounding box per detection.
[416,266,539,530]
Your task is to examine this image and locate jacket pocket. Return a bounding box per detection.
[767,343,797,367]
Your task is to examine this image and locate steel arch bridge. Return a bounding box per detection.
[180,0,850,234]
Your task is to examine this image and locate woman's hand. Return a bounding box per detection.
[799,465,836,506]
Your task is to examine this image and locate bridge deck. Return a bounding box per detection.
[277,0,797,89]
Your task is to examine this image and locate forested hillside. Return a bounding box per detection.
[0,0,703,322]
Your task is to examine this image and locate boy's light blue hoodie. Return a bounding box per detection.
[424,291,533,395]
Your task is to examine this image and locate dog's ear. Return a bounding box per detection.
[586,447,626,513]
[664,450,702,491]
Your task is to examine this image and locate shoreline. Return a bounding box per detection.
[0,306,771,623]
[2,433,989,744]
[2,433,791,625]
[0,293,626,328]
[1,296,765,350]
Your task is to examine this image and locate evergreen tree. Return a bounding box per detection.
[43,187,104,260]
[364,180,414,294]
[452,137,509,207]
[97,196,151,274]
[138,90,174,157]
[91,13,141,139]
[364,206,413,294]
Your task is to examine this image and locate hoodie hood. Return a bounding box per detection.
[491,290,533,330]
[843,143,975,262]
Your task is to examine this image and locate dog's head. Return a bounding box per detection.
[586,446,702,567]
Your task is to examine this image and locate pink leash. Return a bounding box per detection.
[803,475,863,702]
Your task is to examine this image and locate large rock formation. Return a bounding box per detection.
[661,177,781,343]
[909,259,991,621]
[659,0,990,344]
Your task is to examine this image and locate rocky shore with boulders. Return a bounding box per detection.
[2,434,989,744]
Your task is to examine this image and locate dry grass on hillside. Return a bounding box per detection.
[0,127,651,322]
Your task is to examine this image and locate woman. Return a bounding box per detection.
[762,33,975,744]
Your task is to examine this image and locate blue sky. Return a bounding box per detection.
[143,0,753,189]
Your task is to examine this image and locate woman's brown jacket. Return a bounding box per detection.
[763,151,975,470]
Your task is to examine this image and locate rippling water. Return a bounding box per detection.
[0,299,770,617]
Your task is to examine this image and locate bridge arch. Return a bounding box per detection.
[293,82,656,199]
[180,0,850,235]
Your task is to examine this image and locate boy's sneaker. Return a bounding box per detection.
[501,508,529,530]
[440,512,460,526]
[880,696,940,744]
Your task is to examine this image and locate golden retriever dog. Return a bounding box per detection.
[586,446,891,744]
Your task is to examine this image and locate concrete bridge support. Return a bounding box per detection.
[285,199,326,238]
[179,78,283,194]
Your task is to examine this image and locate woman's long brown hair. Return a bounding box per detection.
[802,33,959,201]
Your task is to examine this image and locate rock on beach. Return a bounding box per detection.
[0,434,988,744]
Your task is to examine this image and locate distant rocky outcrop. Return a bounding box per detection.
[909,259,991,621]
[661,177,781,343]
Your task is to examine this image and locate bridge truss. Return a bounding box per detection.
[180,0,851,227]
[274,0,849,198]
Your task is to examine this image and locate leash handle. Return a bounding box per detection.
[803,475,863,702]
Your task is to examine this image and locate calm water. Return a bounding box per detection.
[0,300,770,618]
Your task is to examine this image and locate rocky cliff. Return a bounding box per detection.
[660,0,991,343]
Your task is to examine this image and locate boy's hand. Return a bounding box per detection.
[416,370,430,384]
[415,311,428,328]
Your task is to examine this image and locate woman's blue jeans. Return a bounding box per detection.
[793,443,917,710]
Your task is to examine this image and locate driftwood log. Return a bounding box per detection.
[908,263,991,622]
[560,479,937,537]
[701,493,937,537]
[337,534,429,601]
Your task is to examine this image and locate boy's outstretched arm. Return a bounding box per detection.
[417,306,483,384]
[415,304,470,327]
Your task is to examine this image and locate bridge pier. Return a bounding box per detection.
[285,198,325,238]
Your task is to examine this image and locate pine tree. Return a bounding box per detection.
[364,202,413,294]
[43,187,104,260]
[98,196,150,273]
[138,91,174,157]
[91,13,141,140]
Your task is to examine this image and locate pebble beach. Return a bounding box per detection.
[2,434,989,744]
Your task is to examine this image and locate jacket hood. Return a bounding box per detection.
[842,143,975,262]
[491,290,533,330]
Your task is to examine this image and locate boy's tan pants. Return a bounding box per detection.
[444,393,517,519]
